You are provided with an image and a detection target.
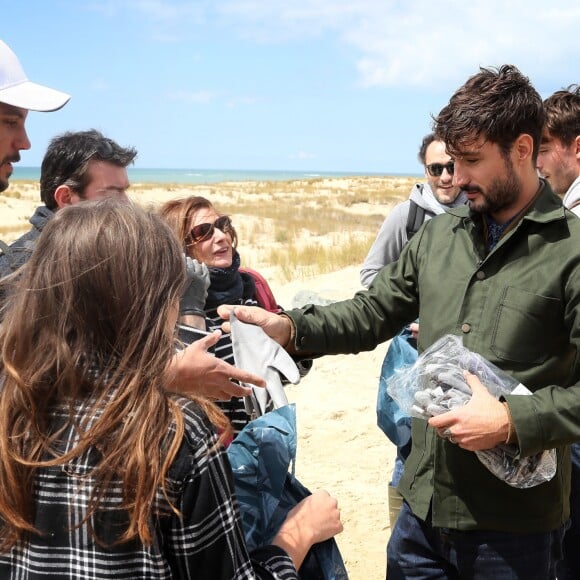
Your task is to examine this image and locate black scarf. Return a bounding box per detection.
[205,251,255,310]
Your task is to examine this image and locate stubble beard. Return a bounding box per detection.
[469,158,521,216]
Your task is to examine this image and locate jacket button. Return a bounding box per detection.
[476,270,486,280]
[461,323,471,333]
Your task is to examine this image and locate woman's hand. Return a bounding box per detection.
[167,330,266,399]
[273,490,343,570]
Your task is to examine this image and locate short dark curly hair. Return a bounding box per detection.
[40,129,137,210]
[417,133,436,166]
[433,65,545,162]
[543,85,580,146]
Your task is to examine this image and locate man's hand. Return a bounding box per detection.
[167,330,266,399]
[428,371,510,451]
[409,322,419,340]
[217,304,292,347]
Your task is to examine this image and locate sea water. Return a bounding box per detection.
[12,166,415,184]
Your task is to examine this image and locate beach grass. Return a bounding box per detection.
[3,175,416,280]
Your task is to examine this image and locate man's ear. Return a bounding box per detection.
[53,185,75,208]
[514,134,534,165]
[574,135,580,162]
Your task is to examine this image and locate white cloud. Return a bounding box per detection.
[111,0,580,89]
[167,90,220,104]
[225,96,260,108]
[166,90,259,107]
[86,0,209,42]
[289,151,316,160]
[216,0,580,88]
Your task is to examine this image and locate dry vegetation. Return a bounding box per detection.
[0,175,413,579]
[137,175,414,281]
[0,176,416,282]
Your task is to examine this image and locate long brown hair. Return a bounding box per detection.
[158,196,238,258]
[0,199,229,550]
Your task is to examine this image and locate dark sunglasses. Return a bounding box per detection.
[188,215,233,244]
[426,162,454,177]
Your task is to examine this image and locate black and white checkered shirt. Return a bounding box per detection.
[0,396,296,579]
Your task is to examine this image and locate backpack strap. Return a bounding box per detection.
[405,200,427,240]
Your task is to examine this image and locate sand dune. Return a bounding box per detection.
[0,177,403,579]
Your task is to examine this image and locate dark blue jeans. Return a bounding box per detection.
[387,501,565,579]
[557,442,580,579]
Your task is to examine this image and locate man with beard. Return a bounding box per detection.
[0,39,70,193]
[0,129,136,276]
[219,65,580,578]
[360,133,465,287]
[536,84,580,580]
[537,86,579,215]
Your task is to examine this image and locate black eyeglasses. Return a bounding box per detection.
[187,215,233,244]
[426,162,454,177]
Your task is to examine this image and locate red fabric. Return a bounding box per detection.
[240,267,282,314]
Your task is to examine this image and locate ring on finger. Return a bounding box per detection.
[442,428,456,444]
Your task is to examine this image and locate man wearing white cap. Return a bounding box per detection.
[0,39,70,192]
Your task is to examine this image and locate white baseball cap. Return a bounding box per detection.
[0,40,70,112]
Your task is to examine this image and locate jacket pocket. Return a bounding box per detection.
[491,286,561,364]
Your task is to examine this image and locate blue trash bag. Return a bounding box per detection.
[376,326,418,447]
[227,404,349,580]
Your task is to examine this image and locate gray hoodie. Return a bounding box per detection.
[360,183,466,288]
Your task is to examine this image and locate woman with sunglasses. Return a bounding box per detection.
[159,196,311,436]
[0,199,342,578]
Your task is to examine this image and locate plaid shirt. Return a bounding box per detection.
[0,396,296,579]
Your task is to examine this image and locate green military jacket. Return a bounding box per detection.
[288,181,580,533]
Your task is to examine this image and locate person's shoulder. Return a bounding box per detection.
[240,266,281,313]
[0,229,37,275]
[389,198,413,220]
[172,396,219,441]
[407,183,429,206]
[164,397,224,481]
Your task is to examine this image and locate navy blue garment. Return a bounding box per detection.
[227,405,349,580]
[387,501,565,579]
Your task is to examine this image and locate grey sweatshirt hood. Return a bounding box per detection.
[409,183,467,215]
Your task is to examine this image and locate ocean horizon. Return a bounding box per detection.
[12,166,420,185]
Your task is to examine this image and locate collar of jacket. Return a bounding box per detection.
[444,179,566,226]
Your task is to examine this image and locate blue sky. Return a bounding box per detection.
[5,0,580,174]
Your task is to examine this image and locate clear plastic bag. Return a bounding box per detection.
[386,334,556,488]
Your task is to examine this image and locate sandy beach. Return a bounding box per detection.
[0,176,413,579]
